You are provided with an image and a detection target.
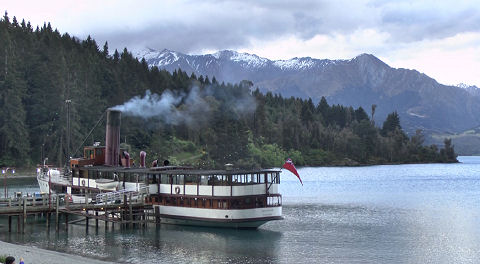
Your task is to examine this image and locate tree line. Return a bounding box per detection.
[0,13,457,168]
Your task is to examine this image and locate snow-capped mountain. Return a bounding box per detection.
[136,48,338,82]
[457,83,480,97]
[137,48,480,134]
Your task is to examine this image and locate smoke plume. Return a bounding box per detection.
[111,85,256,127]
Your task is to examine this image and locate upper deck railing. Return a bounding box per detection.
[37,167,72,185]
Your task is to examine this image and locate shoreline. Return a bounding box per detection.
[0,240,116,264]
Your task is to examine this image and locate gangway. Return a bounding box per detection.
[95,186,149,204]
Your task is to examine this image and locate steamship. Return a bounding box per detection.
[37,110,283,228]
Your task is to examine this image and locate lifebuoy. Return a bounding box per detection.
[175,186,181,194]
[81,179,86,186]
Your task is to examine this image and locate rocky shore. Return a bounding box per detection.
[0,240,115,264]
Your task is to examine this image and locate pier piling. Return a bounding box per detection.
[23,198,27,232]
[65,214,68,230]
[1,191,153,233]
[56,195,59,231]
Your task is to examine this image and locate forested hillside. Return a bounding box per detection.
[0,14,457,168]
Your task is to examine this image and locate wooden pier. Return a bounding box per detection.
[0,193,155,233]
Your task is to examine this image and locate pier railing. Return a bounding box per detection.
[0,193,53,208]
[0,191,152,233]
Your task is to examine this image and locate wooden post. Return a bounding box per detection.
[104,202,108,230]
[143,208,147,228]
[46,212,50,227]
[111,212,115,229]
[55,194,59,231]
[65,214,69,230]
[155,206,160,224]
[123,194,127,228]
[17,215,20,233]
[95,211,99,228]
[85,192,89,232]
[23,197,27,232]
[86,209,89,230]
[8,197,11,207]
[129,193,133,226]
[8,216,12,232]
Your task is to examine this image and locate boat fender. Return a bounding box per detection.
[81,179,86,186]
[175,186,181,194]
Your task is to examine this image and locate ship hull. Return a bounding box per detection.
[37,175,53,194]
[155,205,283,229]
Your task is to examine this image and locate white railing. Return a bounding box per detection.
[38,168,71,184]
[95,186,149,204]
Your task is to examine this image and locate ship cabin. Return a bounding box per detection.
[70,145,106,167]
[69,165,282,210]
[149,168,282,210]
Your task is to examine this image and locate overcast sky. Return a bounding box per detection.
[2,0,480,86]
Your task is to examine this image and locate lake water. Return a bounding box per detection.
[1,157,480,263]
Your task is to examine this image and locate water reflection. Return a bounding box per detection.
[1,158,480,263]
[0,217,283,263]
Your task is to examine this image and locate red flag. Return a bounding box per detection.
[283,158,302,185]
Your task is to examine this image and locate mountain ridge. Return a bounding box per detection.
[136,48,480,135]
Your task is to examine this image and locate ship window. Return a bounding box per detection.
[200,175,208,185]
[177,175,184,185]
[79,170,88,178]
[118,172,125,181]
[160,174,169,184]
[85,149,94,159]
[95,148,103,156]
[249,173,256,184]
[134,173,140,182]
[217,200,227,209]
[171,175,183,185]
[185,174,196,185]
[218,175,228,186]
[207,175,214,185]
[149,174,158,184]
[258,174,264,183]
[135,173,143,182]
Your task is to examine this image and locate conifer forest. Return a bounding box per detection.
[0,14,457,168]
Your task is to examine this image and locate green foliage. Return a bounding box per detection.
[381,111,401,136]
[0,15,458,168]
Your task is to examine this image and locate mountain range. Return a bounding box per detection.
[136,48,480,151]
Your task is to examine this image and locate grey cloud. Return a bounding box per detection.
[89,0,480,54]
[380,4,480,42]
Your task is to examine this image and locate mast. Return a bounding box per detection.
[65,99,72,172]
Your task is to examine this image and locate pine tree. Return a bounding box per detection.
[381,111,401,136]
